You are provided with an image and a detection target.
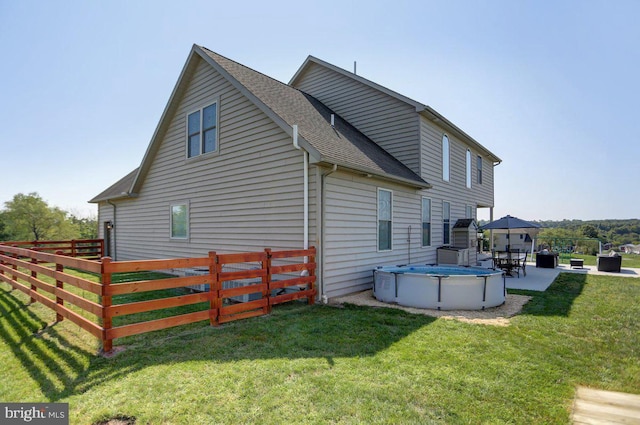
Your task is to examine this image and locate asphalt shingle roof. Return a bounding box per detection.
[89,168,138,203]
[199,47,429,187]
[91,47,430,202]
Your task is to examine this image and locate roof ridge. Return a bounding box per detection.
[198,45,295,91]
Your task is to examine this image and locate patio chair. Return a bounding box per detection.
[513,251,528,278]
[597,254,622,272]
[491,250,501,269]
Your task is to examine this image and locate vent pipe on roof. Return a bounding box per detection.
[354,61,357,74]
[330,114,335,128]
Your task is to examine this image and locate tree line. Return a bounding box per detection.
[535,219,640,247]
[0,193,97,242]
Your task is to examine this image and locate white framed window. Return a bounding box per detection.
[421,197,431,247]
[443,201,451,245]
[466,205,473,219]
[170,203,189,239]
[187,102,218,158]
[377,188,392,251]
[442,134,450,182]
[477,155,483,185]
[466,149,472,188]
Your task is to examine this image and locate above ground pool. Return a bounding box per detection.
[373,265,505,310]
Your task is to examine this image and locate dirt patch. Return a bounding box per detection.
[93,416,136,425]
[331,290,531,327]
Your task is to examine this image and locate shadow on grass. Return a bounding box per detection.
[511,272,587,317]
[0,286,141,402]
[0,284,435,402]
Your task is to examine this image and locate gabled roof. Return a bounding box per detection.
[89,168,139,203]
[290,56,501,164]
[91,45,430,202]
[453,218,477,230]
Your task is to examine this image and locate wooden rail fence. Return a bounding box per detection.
[0,243,316,354]
[0,239,104,260]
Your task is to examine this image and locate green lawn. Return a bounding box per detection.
[0,272,638,424]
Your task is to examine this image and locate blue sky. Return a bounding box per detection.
[1,0,638,221]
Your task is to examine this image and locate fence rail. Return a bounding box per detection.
[0,239,104,260]
[0,243,316,355]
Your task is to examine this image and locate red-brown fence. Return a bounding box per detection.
[0,246,104,339]
[0,239,104,260]
[0,243,316,354]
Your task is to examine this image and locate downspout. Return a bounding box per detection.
[319,163,338,303]
[106,200,117,261]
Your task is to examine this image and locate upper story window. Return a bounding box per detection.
[187,102,218,158]
[421,197,431,247]
[477,155,483,184]
[442,135,450,182]
[466,149,472,188]
[377,188,392,251]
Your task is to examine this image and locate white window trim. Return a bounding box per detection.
[466,149,472,188]
[421,197,432,248]
[443,200,451,246]
[466,205,474,219]
[170,201,190,240]
[377,188,393,252]
[185,99,220,159]
[442,134,450,182]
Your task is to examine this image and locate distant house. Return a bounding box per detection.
[90,45,501,300]
[620,244,640,254]
[493,232,534,253]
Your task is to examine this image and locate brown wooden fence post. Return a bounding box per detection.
[29,257,38,304]
[101,257,113,353]
[308,246,316,305]
[264,248,272,314]
[71,240,77,258]
[208,251,219,326]
[11,245,19,290]
[55,250,65,322]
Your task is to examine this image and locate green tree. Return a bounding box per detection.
[69,214,98,239]
[0,212,9,240]
[1,192,76,241]
[581,224,600,239]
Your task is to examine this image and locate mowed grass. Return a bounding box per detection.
[0,272,638,424]
[553,252,640,268]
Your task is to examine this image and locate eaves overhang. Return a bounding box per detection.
[314,159,431,190]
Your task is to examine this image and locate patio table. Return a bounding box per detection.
[493,252,526,276]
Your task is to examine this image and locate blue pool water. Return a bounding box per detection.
[375,265,498,276]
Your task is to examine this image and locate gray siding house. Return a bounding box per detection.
[90,45,501,300]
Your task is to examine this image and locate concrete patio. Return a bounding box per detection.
[501,261,640,292]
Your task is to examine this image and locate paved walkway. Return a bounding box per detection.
[572,387,640,424]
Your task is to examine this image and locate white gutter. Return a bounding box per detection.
[292,124,309,254]
[319,163,338,303]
